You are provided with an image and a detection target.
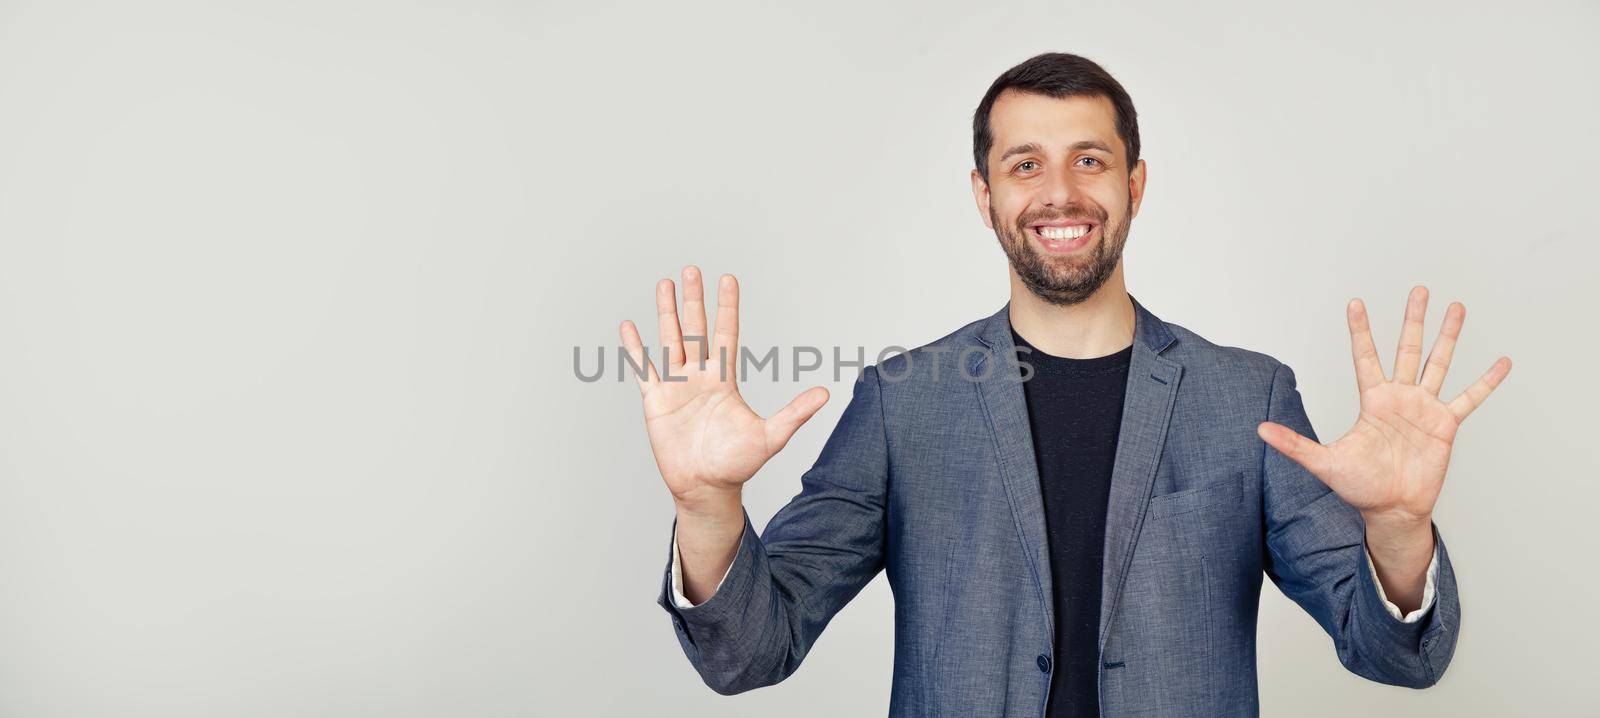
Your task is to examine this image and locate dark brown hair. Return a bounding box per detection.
[972,53,1140,183]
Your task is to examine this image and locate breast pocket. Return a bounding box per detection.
[1147,470,1244,521]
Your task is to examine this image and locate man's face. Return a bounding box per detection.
[971,90,1147,306]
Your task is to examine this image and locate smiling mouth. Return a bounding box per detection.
[1026,222,1098,252]
[1029,222,1096,240]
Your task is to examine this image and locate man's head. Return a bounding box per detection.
[970,53,1146,306]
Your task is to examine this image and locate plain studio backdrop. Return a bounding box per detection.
[0,1,1594,715]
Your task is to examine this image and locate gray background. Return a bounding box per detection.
[0,0,1595,715]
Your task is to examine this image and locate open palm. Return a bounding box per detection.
[620,266,829,505]
[1257,286,1512,524]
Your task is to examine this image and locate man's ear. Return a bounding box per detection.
[1127,159,1148,220]
[971,169,994,230]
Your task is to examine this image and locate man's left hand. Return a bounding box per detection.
[1256,285,1511,611]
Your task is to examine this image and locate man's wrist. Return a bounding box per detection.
[672,485,745,524]
[672,487,746,606]
[1362,510,1435,559]
[1361,510,1435,614]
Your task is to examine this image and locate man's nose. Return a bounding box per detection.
[1040,166,1081,208]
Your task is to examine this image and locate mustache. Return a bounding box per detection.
[1015,208,1106,227]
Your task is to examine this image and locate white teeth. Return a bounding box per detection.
[1037,225,1091,240]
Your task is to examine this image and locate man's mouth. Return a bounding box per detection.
[1026,220,1098,253]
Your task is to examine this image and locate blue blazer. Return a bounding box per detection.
[656,295,1458,716]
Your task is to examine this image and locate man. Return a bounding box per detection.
[618,53,1511,716]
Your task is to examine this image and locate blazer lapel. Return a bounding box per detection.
[1098,295,1183,651]
[971,304,1055,641]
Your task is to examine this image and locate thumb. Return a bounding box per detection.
[1256,421,1333,481]
[764,386,830,454]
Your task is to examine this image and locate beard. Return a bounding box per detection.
[991,194,1132,307]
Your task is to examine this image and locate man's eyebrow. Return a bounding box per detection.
[1069,140,1115,155]
[997,142,1042,164]
[996,140,1116,164]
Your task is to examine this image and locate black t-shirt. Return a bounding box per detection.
[1010,324,1132,718]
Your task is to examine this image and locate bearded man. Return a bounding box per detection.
[620,52,1511,717]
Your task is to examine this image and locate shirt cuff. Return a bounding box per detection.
[1365,541,1440,623]
[670,524,738,609]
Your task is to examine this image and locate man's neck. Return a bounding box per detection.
[1006,271,1136,359]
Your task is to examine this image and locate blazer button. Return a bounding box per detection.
[1037,655,1052,674]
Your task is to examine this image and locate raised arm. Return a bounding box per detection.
[620,266,888,694]
[1256,286,1511,687]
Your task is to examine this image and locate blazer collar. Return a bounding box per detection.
[973,292,1177,356]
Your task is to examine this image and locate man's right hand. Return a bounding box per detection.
[619,265,830,513]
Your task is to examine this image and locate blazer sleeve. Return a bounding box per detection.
[654,364,890,695]
[1260,361,1460,688]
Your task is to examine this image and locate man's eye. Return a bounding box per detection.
[1077,157,1102,168]
[1017,161,1038,172]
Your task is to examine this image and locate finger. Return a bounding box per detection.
[1392,285,1429,385]
[1347,298,1385,393]
[1256,421,1335,484]
[681,265,709,364]
[656,279,685,369]
[764,386,830,454]
[1419,301,1464,396]
[710,274,740,383]
[619,319,660,392]
[1446,356,1512,423]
